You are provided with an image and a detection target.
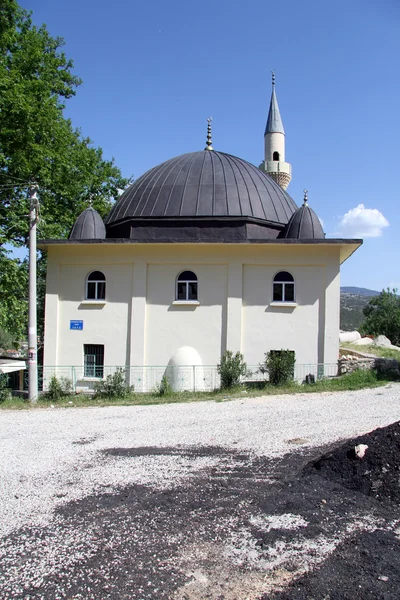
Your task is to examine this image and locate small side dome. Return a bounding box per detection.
[69,207,106,240]
[280,202,325,240]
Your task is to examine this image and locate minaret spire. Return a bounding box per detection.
[262,74,292,190]
[265,72,285,135]
[205,117,213,151]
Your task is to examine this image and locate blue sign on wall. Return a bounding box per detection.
[70,320,83,331]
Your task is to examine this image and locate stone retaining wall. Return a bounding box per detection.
[338,355,375,375]
[338,351,400,379]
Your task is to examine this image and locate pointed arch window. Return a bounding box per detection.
[176,270,198,301]
[273,151,280,161]
[273,271,295,302]
[86,271,106,300]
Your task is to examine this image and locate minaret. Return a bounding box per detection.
[263,73,292,190]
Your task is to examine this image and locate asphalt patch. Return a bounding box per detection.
[103,445,241,458]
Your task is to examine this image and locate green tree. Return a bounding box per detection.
[360,289,400,346]
[0,249,28,342]
[0,325,14,350]
[0,1,131,342]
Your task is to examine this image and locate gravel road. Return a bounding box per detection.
[1,383,400,599]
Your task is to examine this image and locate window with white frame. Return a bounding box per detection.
[86,271,106,300]
[176,270,198,301]
[273,271,295,302]
[84,344,104,378]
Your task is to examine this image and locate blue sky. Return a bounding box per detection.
[21,0,400,291]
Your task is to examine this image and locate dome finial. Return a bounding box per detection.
[205,117,213,151]
[272,70,275,87]
[303,189,308,206]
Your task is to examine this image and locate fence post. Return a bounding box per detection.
[193,365,196,392]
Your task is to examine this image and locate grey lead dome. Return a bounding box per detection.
[280,203,325,239]
[69,207,106,240]
[106,150,297,226]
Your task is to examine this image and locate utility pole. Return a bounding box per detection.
[28,184,39,402]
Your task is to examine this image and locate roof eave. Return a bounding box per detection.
[38,239,363,254]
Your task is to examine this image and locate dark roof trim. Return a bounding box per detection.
[39,238,363,246]
[107,215,286,228]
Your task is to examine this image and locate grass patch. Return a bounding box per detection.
[0,369,393,410]
[341,343,400,361]
[0,396,32,410]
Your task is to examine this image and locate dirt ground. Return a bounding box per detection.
[1,422,400,599]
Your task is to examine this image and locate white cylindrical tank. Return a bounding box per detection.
[165,346,205,392]
[339,331,361,343]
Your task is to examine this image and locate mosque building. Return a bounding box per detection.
[40,78,362,390]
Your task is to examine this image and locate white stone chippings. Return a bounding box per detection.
[249,513,309,532]
[224,514,387,573]
[0,384,400,535]
[0,383,400,541]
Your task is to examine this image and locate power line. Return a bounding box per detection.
[0,173,31,183]
[0,183,31,190]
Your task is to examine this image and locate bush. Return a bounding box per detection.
[260,350,295,385]
[94,368,134,399]
[374,358,400,381]
[154,374,174,396]
[217,350,248,390]
[360,288,400,346]
[0,374,12,403]
[43,375,73,401]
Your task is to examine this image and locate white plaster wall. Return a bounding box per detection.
[42,244,342,383]
[145,263,227,366]
[323,255,341,365]
[43,254,60,367]
[55,263,132,368]
[242,265,325,367]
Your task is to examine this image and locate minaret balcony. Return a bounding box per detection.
[264,161,292,190]
[265,161,292,176]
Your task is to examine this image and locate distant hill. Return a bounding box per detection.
[340,287,380,297]
[340,287,380,331]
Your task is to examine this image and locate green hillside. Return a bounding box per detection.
[340,287,379,331]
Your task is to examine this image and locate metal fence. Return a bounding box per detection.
[10,362,339,394]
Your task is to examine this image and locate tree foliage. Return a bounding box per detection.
[0,324,14,350]
[0,249,28,341]
[360,289,400,346]
[0,1,131,341]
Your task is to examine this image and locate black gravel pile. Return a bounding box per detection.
[266,529,400,600]
[308,420,400,503]
[266,421,400,600]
